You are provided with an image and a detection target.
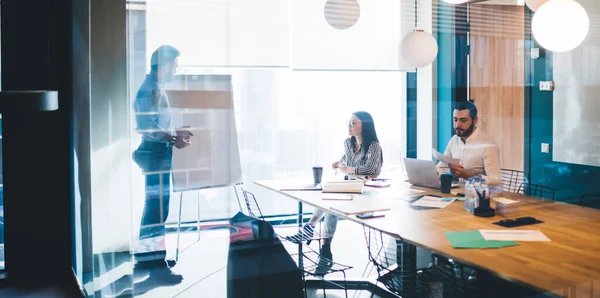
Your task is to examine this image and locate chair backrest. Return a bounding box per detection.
[363,226,404,293]
[241,188,265,220]
[518,183,555,200]
[579,194,600,208]
[501,169,526,194]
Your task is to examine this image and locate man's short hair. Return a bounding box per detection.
[150,45,180,71]
[455,101,478,119]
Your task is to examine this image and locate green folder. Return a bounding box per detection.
[445,230,518,249]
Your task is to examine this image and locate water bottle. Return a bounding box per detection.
[464,178,475,212]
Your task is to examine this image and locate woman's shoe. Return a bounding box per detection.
[314,245,334,276]
[285,224,315,244]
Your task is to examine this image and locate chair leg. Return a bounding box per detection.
[342,271,349,298]
[197,190,201,241]
[370,278,378,298]
[302,273,308,298]
[323,284,327,298]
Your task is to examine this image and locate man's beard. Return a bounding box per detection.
[456,122,475,138]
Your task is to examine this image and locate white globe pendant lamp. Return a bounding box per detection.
[440,0,469,4]
[525,0,548,11]
[401,29,439,68]
[400,0,438,68]
[532,0,589,52]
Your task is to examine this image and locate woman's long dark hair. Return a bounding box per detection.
[351,111,381,162]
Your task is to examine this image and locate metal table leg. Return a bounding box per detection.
[298,201,304,269]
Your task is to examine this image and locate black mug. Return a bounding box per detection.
[312,166,323,184]
[440,173,452,194]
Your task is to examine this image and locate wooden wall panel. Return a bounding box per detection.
[469,4,525,171]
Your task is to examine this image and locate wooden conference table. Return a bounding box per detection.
[255,178,600,297]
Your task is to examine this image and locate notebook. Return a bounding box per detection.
[322,180,364,194]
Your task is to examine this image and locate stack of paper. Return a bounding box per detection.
[494,197,520,217]
[432,148,461,165]
[445,230,519,249]
[322,180,364,194]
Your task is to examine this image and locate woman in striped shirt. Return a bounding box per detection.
[289,111,383,274]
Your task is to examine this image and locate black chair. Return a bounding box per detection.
[289,244,352,298]
[363,226,430,297]
[517,183,555,200]
[241,188,323,244]
[579,194,600,208]
[241,188,352,298]
[500,169,526,194]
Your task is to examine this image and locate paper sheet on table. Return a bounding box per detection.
[479,230,551,242]
[330,199,392,215]
[432,148,461,165]
[411,196,456,208]
[322,194,354,201]
[445,230,519,249]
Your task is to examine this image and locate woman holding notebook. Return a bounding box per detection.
[288,111,383,274]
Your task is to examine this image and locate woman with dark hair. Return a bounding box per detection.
[289,111,383,274]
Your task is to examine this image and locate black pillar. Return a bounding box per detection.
[1,0,73,285]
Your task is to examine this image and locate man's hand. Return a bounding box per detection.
[448,164,475,179]
[176,126,194,139]
[174,126,193,149]
[174,136,191,149]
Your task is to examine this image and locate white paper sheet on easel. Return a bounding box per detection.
[479,230,551,242]
[432,148,461,165]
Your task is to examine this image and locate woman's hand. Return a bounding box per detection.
[332,161,341,169]
[339,166,354,174]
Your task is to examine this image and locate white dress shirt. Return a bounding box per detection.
[436,128,502,186]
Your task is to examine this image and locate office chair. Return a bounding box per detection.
[289,244,352,298]
[362,226,431,297]
[241,188,352,298]
[241,188,323,245]
[579,194,600,208]
[500,169,526,194]
[517,183,556,200]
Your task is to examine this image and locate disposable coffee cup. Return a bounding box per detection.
[312,167,323,184]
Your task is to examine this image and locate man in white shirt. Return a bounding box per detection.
[436,101,501,186]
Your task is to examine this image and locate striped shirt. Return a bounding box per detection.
[339,137,383,176]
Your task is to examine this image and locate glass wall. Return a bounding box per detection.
[84,0,414,296]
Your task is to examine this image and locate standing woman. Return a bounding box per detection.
[289,111,383,273]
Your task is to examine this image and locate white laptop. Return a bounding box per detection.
[403,158,460,189]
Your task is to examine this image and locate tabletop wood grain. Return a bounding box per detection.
[255,179,600,296]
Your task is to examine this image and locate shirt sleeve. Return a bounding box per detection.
[355,142,383,176]
[134,90,170,142]
[480,143,502,186]
[339,138,351,165]
[436,140,453,175]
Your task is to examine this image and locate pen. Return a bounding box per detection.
[451,191,465,197]
[371,178,391,181]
